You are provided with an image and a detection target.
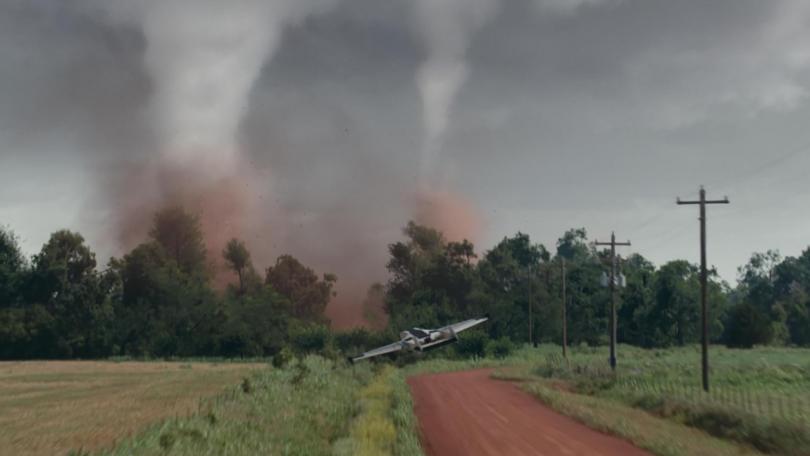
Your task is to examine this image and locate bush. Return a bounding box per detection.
[290,324,331,355]
[633,394,810,455]
[241,377,253,394]
[486,337,514,359]
[272,346,294,368]
[534,356,615,394]
[725,302,774,348]
[454,331,487,359]
[333,328,373,355]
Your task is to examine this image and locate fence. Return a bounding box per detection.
[539,352,810,427]
[616,376,810,426]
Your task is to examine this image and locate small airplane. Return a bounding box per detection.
[349,316,488,363]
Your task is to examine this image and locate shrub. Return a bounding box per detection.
[334,328,373,354]
[454,331,487,359]
[272,346,294,368]
[158,432,175,450]
[241,377,253,394]
[486,337,514,359]
[725,302,773,348]
[633,394,810,455]
[290,324,331,355]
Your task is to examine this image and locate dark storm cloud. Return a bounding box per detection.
[2,0,810,295]
[0,1,152,159]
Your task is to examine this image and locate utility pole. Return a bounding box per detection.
[561,257,568,359]
[677,186,729,393]
[528,264,533,347]
[595,232,631,371]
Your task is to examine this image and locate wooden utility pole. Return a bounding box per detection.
[528,265,533,347]
[595,232,630,371]
[561,258,568,359]
[677,186,729,392]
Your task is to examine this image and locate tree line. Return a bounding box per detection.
[0,207,338,359]
[1,211,808,360]
[384,223,810,350]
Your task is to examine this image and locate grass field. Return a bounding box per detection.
[542,345,810,421]
[485,344,810,455]
[101,356,367,455]
[5,345,810,456]
[0,360,261,456]
[100,356,423,456]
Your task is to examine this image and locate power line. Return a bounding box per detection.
[705,137,810,193]
[620,188,702,240]
[640,224,692,253]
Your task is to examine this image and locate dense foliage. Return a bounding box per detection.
[0,208,337,359]
[384,223,810,349]
[1,212,809,359]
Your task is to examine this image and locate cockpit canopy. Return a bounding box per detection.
[408,328,430,339]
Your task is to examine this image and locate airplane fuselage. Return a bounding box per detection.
[399,327,458,351]
[349,316,486,363]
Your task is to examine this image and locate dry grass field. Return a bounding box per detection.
[0,360,262,456]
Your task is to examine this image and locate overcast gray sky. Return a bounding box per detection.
[2,0,810,296]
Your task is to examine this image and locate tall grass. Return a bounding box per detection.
[526,344,810,455]
[335,365,423,456]
[521,381,764,456]
[615,377,810,426]
[390,369,423,456]
[98,356,373,456]
[532,346,810,427]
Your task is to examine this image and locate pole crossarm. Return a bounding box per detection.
[595,241,632,246]
[677,198,729,205]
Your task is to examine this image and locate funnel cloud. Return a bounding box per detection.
[413,0,499,188]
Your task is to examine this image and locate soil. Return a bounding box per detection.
[407,369,652,456]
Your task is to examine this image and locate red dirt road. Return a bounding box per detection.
[407,369,651,456]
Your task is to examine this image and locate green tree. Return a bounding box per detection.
[116,241,220,357]
[642,260,700,347]
[223,238,253,294]
[0,228,26,308]
[559,259,608,346]
[780,281,810,346]
[616,253,655,346]
[25,230,114,357]
[738,251,784,339]
[475,233,553,344]
[265,255,335,324]
[219,285,290,357]
[149,206,207,278]
[385,222,480,331]
[556,228,591,261]
[726,302,773,348]
[726,249,810,346]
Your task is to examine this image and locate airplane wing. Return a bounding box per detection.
[439,317,488,335]
[349,341,403,363]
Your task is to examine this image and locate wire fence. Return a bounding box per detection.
[541,353,810,427]
[616,377,810,426]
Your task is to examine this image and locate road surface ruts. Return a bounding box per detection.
[407,369,651,456]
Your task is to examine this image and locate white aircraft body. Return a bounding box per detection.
[349,317,488,363]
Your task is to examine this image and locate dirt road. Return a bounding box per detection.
[407,369,651,456]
